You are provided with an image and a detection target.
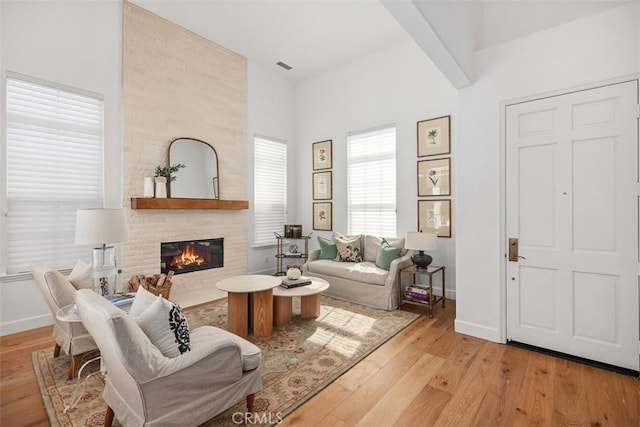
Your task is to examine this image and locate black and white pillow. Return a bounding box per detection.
[132,288,190,358]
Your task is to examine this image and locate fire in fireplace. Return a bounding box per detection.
[160,238,223,275]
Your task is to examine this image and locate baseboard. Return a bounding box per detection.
[454,318,501,342]
[1,313,52,336]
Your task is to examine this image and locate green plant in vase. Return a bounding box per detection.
[154,163,185,197]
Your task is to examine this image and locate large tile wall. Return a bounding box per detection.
[122,1,247,305]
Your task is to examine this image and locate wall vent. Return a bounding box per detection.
[276,61,292,70]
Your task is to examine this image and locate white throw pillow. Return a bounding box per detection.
[67,260,93,290]
[128,286,158,317]
[134,296,191,358]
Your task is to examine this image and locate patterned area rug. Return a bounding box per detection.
[33,295,418,426]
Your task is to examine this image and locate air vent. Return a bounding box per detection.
[276,61,292,70]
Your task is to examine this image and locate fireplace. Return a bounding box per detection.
[160,238,223,275]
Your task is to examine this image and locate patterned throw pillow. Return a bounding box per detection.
[334,234,363,263]
[131,287,190,357]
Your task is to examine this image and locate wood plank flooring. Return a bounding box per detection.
[1,300,638,426]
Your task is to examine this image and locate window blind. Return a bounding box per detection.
[5,76,104,274]
[347,125,397,236]
[254,136,287,246]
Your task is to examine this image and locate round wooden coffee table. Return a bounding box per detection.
[216,275,281,338]
[272,277,330,327]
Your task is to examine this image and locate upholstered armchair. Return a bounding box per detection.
[30,263,97,379]
[74,289,262,427]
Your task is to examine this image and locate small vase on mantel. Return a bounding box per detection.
[155,176,167,198]
[143,177,155,197]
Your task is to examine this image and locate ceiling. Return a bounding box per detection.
[131,0,631,83]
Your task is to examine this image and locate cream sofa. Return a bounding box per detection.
[302,234,414,311]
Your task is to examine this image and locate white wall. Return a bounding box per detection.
[0,1,122,335]
[455,3,640,341]
[246,60,297,274]
[295,39,458,297]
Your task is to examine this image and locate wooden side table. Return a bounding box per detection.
[398,265,445,318]
[215,275,281,338]
[272,277,330,326]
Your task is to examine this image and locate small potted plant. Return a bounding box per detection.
[154,163,185,198]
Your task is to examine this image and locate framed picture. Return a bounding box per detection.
[313,202,332,231]
[312,140,332,170]
[313,171,332,200]
[417,115,450,157]
[418,200,451,238]
[418,158,451,197]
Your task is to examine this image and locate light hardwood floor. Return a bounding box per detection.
[1,300,639,426]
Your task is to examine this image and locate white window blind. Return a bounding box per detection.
[347,125,396,236]
[5,76,104,275]
[254,136,287,246]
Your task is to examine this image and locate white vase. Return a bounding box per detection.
[155,177,167,198]
[144,177,155,197]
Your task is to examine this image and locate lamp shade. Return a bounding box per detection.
[405,231,438,251]
[75,208,130,245]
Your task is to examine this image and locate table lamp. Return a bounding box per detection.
[75,208,130,296]
[405,231,438,269]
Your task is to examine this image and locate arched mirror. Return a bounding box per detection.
[169,138,219,199]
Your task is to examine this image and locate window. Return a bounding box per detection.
[254,136,287,246]
[4,75,104,275]
[347,125,396,236]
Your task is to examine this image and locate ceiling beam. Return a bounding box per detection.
[381,0,473,89]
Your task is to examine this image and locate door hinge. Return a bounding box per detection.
[636,104,640,119]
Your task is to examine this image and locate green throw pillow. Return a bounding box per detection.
[318,236,338,259]
[375,238,402,271]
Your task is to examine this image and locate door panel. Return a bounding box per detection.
[519,144,557,247]
[572,271,618,344]
[519,266,558,332]
[506,80,639,370]
[572,137,616,252]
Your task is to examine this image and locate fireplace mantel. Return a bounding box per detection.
[131,198,248,210]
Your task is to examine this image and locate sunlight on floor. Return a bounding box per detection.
[307,307,376,357]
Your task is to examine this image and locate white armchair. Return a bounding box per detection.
[30,263,97,379]
[74,289,262,427]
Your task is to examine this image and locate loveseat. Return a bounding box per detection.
[302,233,414,311]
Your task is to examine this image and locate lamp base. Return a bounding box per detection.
[91,246,119,296]
[411,251,433,269]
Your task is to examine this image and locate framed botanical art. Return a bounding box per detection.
[418,199,451,238]
[417,115,451,157]
[418,158,451,196]
[313,171,332,200]
[312,140,332,170]
[313,202,332,231]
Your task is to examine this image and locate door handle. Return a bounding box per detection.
[508,238,522,262]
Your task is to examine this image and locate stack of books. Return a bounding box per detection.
[280,276,312,289]
[405,286,430,303]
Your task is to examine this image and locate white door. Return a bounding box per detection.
[506,80,639,371]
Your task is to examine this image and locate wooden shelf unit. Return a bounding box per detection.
[131,198,248,210]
